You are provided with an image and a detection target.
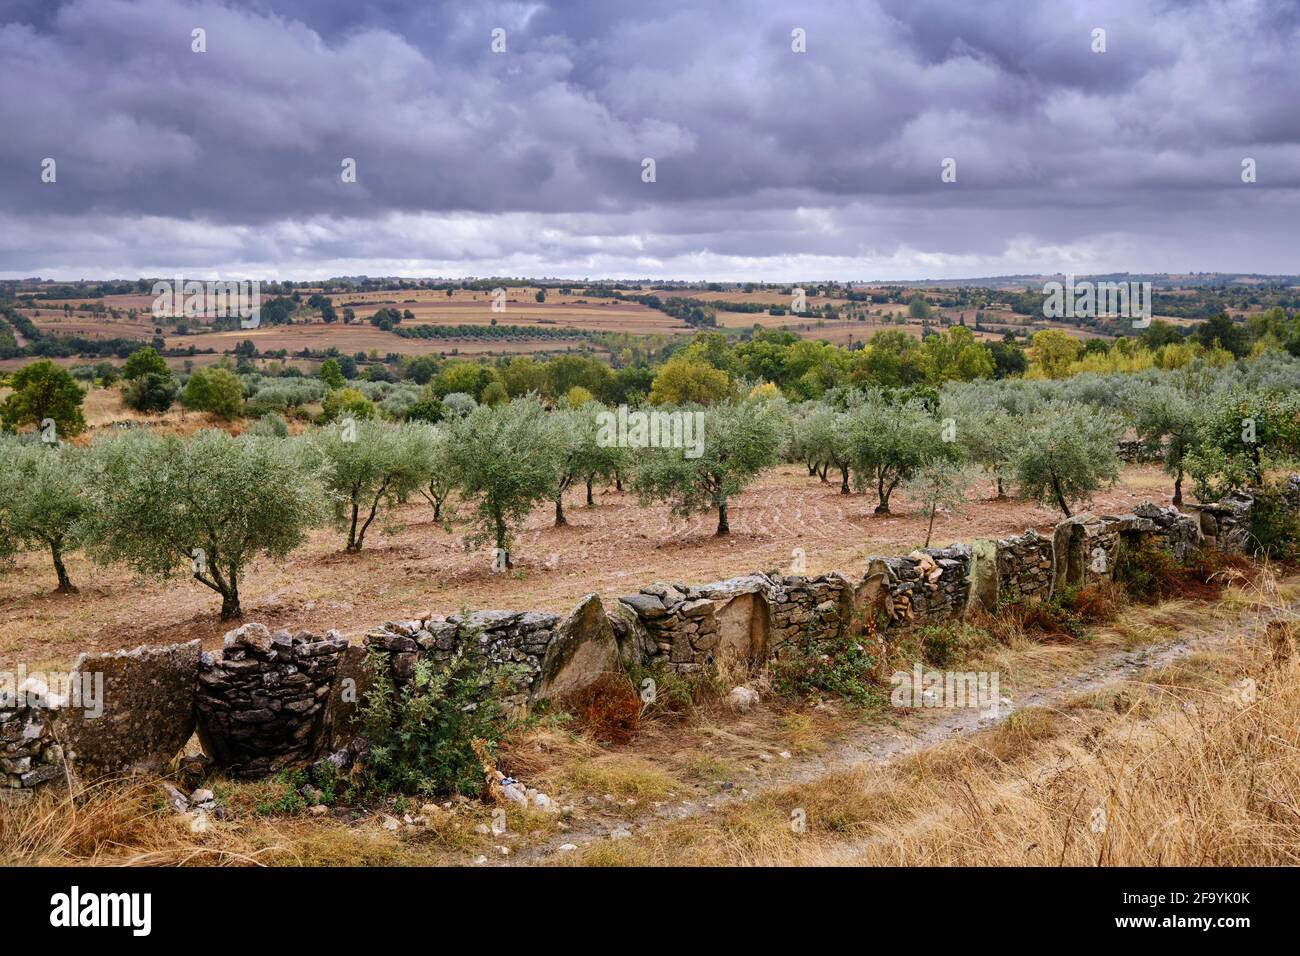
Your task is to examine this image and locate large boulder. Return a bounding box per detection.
[534,594,622,701]
[60,640,201,779]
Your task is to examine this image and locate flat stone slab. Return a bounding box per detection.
[61,640,201,778]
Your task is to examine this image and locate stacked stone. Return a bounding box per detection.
[1192,492,1253,552]
[1116,439,1161,463]
[1133,503,1201,560]
[196,623,347,778]
[618,584,720,673]
[995,529,1055,601]
[0,687,64,803]
[365,610,563,700]
[874,544,972,622]
[767,574,849,650]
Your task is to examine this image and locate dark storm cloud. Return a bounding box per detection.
[0,0,1297,278]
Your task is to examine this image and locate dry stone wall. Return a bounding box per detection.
[60,641,200,779]
[196,624,347,778]
[995,529,1055,601]
[6,482,1287,794]
[868,545,972,624]
[0,692,64,804]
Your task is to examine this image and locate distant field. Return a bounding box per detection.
[2,282,1231,373]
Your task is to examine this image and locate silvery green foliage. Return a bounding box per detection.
[406,421,458,525]
[309,420,432,552]
[246,412,290,438]
[901,458,974,547]
[378,388,419,420]
[441,392,478,417]
[631,399,785,535]
[1012,400,1124,517]
[0,438,92,591]
[939,392,1018,498]
[84,429,325,619]
[244,377,328,414]
[446,396,560,564]
[1128,380,1204,503]
[844,389,949,513]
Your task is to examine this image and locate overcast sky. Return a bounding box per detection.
[1,0,1297,282]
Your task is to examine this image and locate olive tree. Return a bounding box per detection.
[943,397,1018,499]
[408,421,458,524]
[846,393,947,513]
[1129,380,1201,505]
[632,400,784,536]
[0,439,92,592]
[901,459,974,548]
[1184,388,1300,500]
[447,397,559,567]
[313,420,430,552]
[803,403,854,492]
[1012,400,1123,516]
[86,429,324,619]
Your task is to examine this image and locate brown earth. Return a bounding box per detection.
[0,464,1178,670]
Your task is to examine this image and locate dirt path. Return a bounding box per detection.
[510,588,1292,865]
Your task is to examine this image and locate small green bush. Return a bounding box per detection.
[357,642,527,797]
[1246,481,1300,561]
[770,626,883,711]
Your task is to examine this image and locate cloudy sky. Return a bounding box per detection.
[1,0,1297,281]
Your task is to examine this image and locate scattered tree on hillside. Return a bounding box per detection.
[0,360,86,437]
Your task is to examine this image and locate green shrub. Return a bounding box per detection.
[770,626,883,711]
[1246,480,1300,560]
[357,643,526,797]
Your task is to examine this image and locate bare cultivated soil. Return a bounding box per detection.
[0,463,1177,669]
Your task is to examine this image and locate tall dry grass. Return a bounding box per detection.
[568,573,1300,866]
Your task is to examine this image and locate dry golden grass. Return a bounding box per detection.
[563,575,1300,867]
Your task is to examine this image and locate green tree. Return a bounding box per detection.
[122,371,177,414]
[632,400,784,535]
[122,347,169,381]
[846,393,948,513]
[321,387,377,423]
[1030,329,1082,379]
[313,421,430,552]
[86,430,324,619]
[902,459,973,548]
[648,356,732,405]
[182,367,245,420]
[1184,389,1300,500]
[1130,380,1201,505]
[408,422,458,523]
[319,358,346,388]
[919,326,995,383]
[1013,401,1123,516]
[0,440,92,591]
[0,360,86,437]
[447,398,559,567]
[1194,314,1250,359]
